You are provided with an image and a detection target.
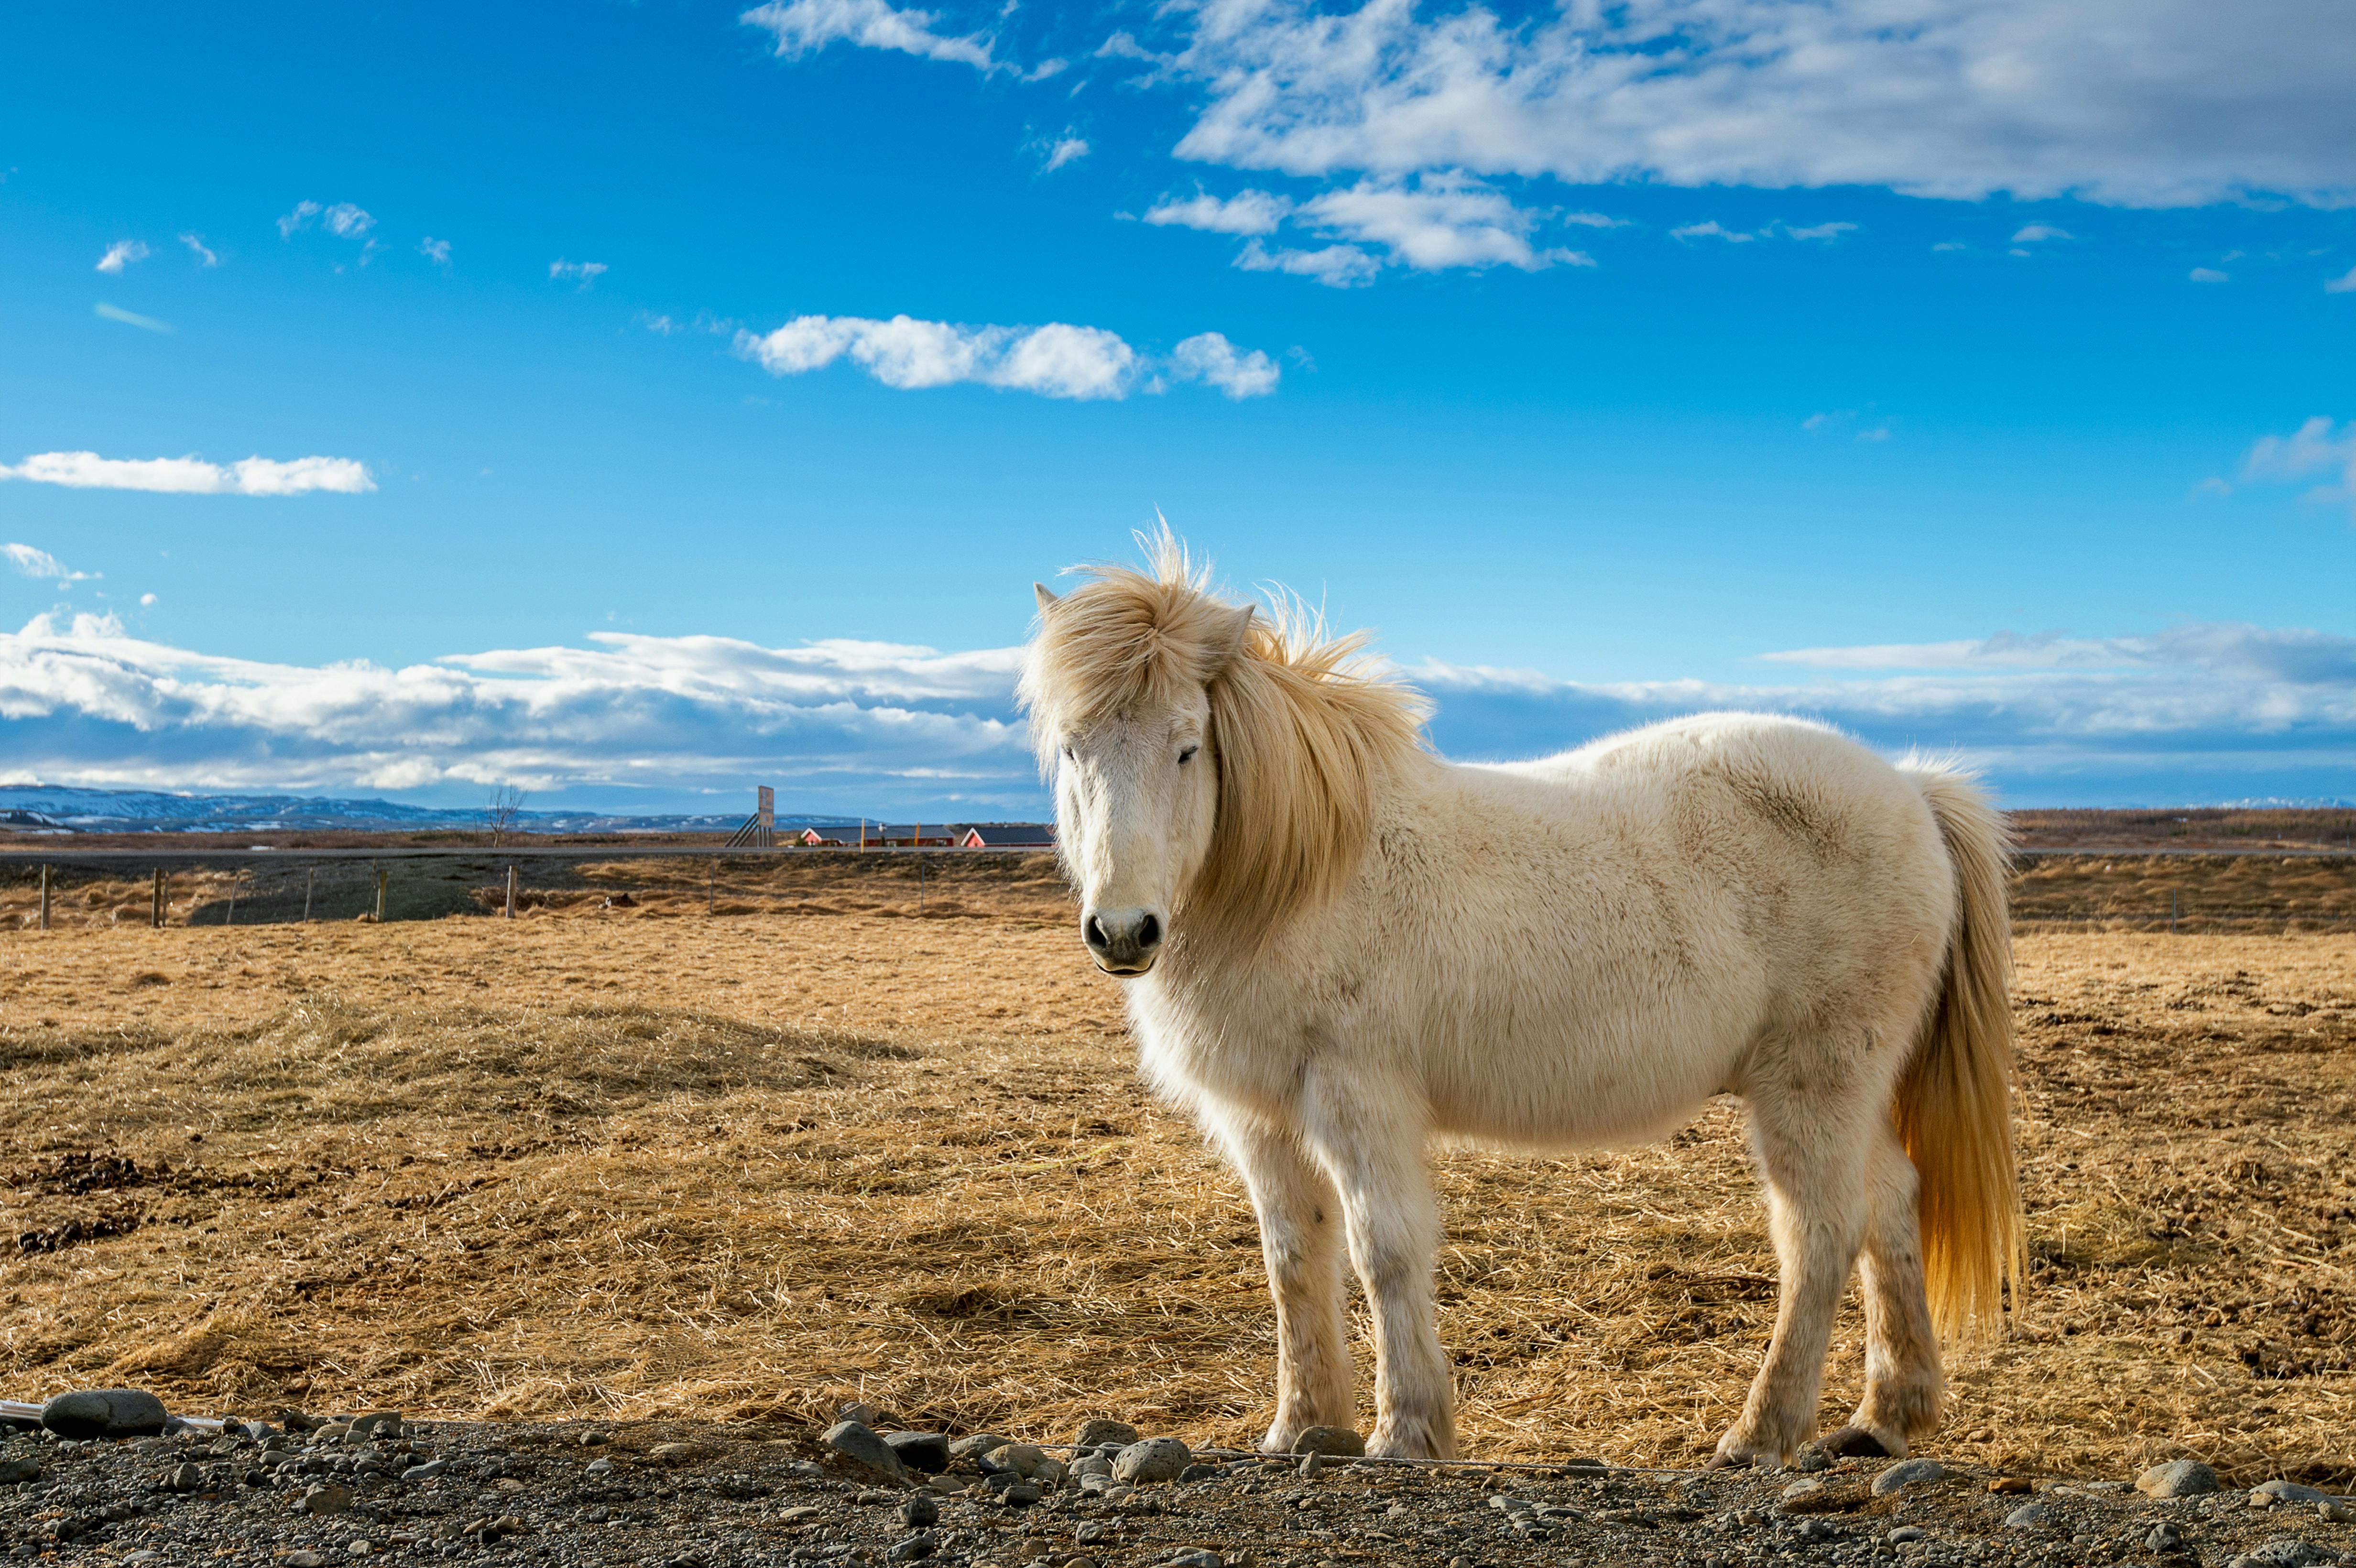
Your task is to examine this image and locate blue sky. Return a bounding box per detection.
[3,0,2354,816]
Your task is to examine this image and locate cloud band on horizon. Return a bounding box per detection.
[0,451,375,496]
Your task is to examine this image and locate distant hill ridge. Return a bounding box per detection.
[0,784,852,837]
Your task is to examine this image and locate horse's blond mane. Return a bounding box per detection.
[1020,533,1428,934]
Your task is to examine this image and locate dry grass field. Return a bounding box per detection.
[0,854,2351,1489]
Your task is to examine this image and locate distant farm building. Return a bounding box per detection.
[956,824,1056,849]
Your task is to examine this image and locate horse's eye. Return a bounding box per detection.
[1178,745,1199,765]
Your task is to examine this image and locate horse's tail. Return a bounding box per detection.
[1898,762,2024,1339]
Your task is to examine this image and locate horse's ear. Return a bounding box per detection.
[1034,582,1060,614]
[1211,601,1255,671]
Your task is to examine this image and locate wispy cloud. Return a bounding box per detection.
[178,232,219,266]
[2325,264,2356,295]
[2010,224,2072,243]
[1233,240,1381,287]
[1785,221,1858,242]
[742,0,1000,73]
[550,258,608,288]
[419,237,451,267]
[1672,220,1756,243]
[4,544,96,583]
[732,313,1279,400]
[94,303,174,334]
[323,202,374,238]
[2189,266,2229,283]
[277,200,322,239]
[1168,333,1280,399]
[1039,133,1090,172]
[2243,416,2356,518]
[1145,2,2356,211]
[0,452,375,497]
[1145,190,1293,236]
[95,240,149,274]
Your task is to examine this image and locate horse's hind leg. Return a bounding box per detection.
[1712,1064,1874,1468]
[1819,1124,1943,1458]
[1216,1117,1355,1453]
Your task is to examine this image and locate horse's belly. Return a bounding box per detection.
[1423,1008,1750,1152]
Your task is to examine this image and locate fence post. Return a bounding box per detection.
[152,868,165,928]
[375,864,388,923]
[505,865,517,920]
[303,867,315,923]
[39,864,50,930]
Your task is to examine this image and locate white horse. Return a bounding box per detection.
[1019,538,2023,1466]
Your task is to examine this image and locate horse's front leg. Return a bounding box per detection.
[1301,1092,1458,1460]
[1215,1117,1354,1453]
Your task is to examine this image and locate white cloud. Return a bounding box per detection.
[1234,240,1382,287]
[95,240,149,274]
[1672,220,1755,243]
[1041,134,1090,171]
[1931,240,1969,252]
[277,201,322,238]
[1144,189,1293,235]
[742,0,998,72]
[0,452,376,497]
[1785,221,1858,241]
[550,259,608,288]
[2243,416,2356,517]
[1168,333,1280,399]
[10,612,2353,808]
[1155,0,2356,209]
[735,314,1135,398]
[0,613,1040,810]
[323,203,374,238]
[419,237,451,266]
[4,544,95,584]
[2010,224,2072,242]
[2325,264,2356,294]
[2189,266,2229,283]
[94,303,174,334]
[178,232,219,266]
[1296,175,1577,272]
[139,593,157,608]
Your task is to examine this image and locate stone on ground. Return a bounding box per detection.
[1290,1426,1365,1457]
[822,1420,910,1481]
[1074,1419,1141,1449]
[40,1388,169,1440]
[884,1431,951,1473]
[2137,1459,2221,1499]
[1113,1438,1193,1484]
[1870,1459,1945,1496]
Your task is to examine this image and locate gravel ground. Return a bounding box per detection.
[4,1412,2353,1568]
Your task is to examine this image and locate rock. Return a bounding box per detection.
[923,1473,963,1495]
[167,1462,203,1492]
[41,1389,169,1440]
[2230,1541,2329,1568]
[899,1497,939,1530]
[887,1535,936,1563]
[2252,1480,2329,1504]
[825,1422,910,1482]
[993,1443,1049,1479]
[578,1459,610,1478]
[1072,1454,1113,1480]
[1887,1526,1926,1544]
[884,1432,950,1474]
[2321,1501,2354,1524]
[1298,1452,1328,1478]
[2004,1503,2051,1529]
[1179,1464,1220,1483]
[1870,1459,1945,1497]
[345,1541,372,1558]
[1290,1426,1365,1458]
[2147,1523,2184,1552]
[0,1455,41,1483]
[1003,1482,1041,1507]
[1987,1476,2033,1493]
[577,1429,609,1446]
[286,1554,330,1568]
[949,1433,1010,1460]
[1791,1447,1832,1472]
[838,1401,888,1428]
[648,1442,698,1461]
[348,1412,402,1438]
[1113,1438,1191,1484]
[299,1482,355,1515]
[2138,1460,2221,1499]
[1154,1553,1224,1568]
[1074,1420,1141,1450]
[403,1459,446,1480]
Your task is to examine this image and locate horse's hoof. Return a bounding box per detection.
[1817,1425,1892,1459]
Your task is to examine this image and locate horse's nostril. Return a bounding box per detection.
[1137,913,1162,949]
[1082,914,1109,951]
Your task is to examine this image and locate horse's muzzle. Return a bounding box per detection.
[1083,907,1163,976]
